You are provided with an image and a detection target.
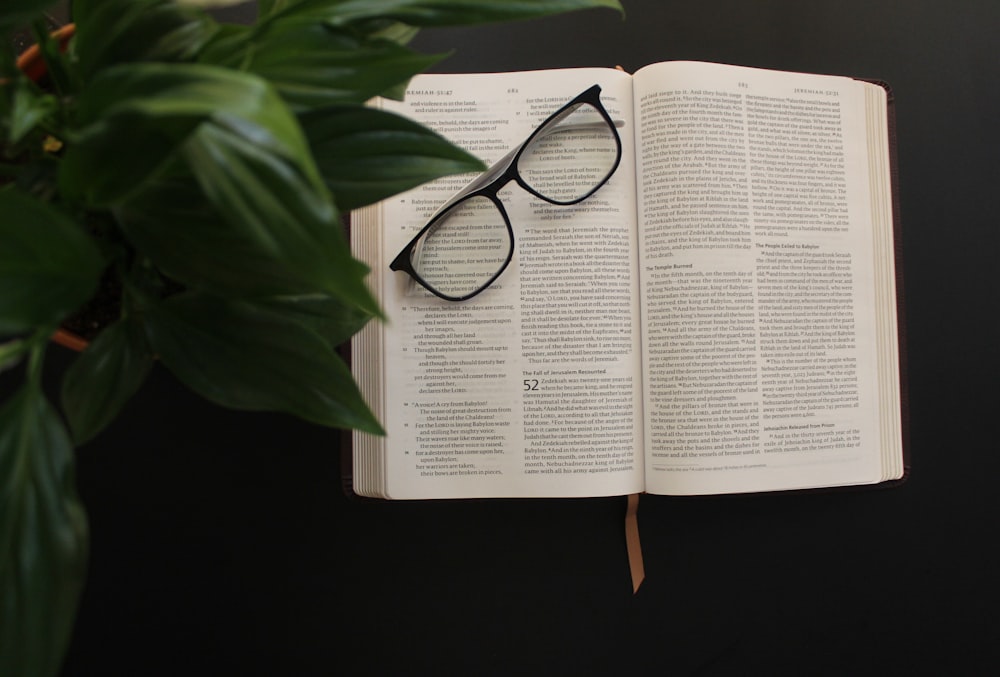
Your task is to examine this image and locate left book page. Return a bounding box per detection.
[352,68,643,499]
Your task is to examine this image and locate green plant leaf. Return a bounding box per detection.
[114,173,377,321]
[301,103,485,210]
[4,75,56,144]
[241,21,445,110]
[0,382,89,677]
[29,16,77,96]
[371,21,421,46]
[72,0,219,81]
[0,190,104,337]
[0,0,61,31]
[195,22,252,68]
[175,0,248,7]
[198,16,442,110]
[271,0,624,27]
[60,316,154,445]
[257,0,293,19]
[60,62,317,205]
[144,290,383,434]
[115,178,322,299]
[257,293,375,349]
[179,119,379,313]
[0,339,28,374]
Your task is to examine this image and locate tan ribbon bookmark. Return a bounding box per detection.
[625,493,645,593]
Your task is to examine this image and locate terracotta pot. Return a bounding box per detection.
[16,24,88,353]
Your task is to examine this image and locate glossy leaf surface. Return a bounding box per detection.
[301,103,485,210]
[60,316,154,444]
[257,293,375,350]
[201,19,443,110]
[72,0,218,80]
[144,291,383,435]
[60,62,316,205]
[0,190,103,336]
[140,122,373,311]
[3,77,56,144]
[271,0,624,27]
[0,383,89,677]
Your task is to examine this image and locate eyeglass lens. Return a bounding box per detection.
[411,195,511,299]
[518,102,620,203]
[407,99,619,299]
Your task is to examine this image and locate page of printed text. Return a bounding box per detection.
[634,61,886,495]
[371,69,643,499]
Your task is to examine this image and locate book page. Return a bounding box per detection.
[353,68,644,499]
[633,61,894,495]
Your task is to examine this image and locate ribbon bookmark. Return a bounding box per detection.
[625,493,645,593]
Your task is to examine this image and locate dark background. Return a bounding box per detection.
[14,0,999,674]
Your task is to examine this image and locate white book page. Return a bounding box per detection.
[632,61,886,495]
[364,68,644,499]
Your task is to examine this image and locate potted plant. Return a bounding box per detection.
[0,0,623,675]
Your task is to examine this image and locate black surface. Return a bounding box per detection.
[12,1,997,674]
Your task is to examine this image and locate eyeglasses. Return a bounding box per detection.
[389,85,623,302]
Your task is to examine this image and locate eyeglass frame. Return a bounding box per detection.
[389,84,623,302]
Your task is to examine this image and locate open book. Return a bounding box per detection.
[350,60,908,500]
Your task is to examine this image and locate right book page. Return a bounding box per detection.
[632,61,903,496]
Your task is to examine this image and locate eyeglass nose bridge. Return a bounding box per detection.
[461,90,623,209]
[390,84,623,302]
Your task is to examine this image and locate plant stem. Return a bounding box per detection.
[30,19,73,97]
[26,336,47,394]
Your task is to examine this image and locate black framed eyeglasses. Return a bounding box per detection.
[389,84,623,302]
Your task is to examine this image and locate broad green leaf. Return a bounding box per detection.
[0,383,89,677]
[371,21,421,46]
[5,76,56,144]
[60,316,154,444]
[28,19,76,96]
[60,62,316,205]
[270,0,624,27]
[257,293,375,349]
[301,104,485,210]
[114,169,377,319]
[115,177,336,299]
[180,121,379,313]
[73,0,218,81]
[0,190,103,336]
[241,20,445,110]
[175,0,247,7]
[0,339,28,374]
[0,0,60,31]
[196,23,253,69]
[144,291,383,434]
[257,0,293,18]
